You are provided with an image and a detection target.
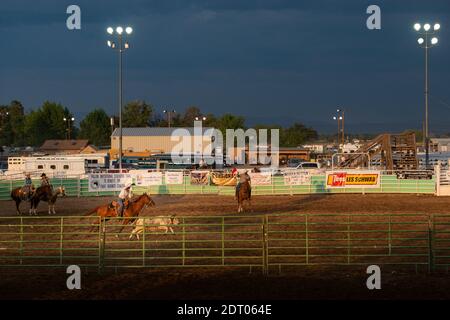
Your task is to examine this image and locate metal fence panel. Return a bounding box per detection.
[0,213,448,273]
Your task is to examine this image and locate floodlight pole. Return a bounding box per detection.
[118,34,123,171]
[424,35,429,169]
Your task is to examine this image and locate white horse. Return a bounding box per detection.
[29,186,66,215]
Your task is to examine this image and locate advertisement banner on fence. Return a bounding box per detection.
[88,173,133,192]
[284,170,311,186]
[135,172,163,186]
[210,172,237,186]
[165,171,184,185]
[190,171,209,185]
[248,172,272,185]
[326,170,380,188]
[396,171,433,180]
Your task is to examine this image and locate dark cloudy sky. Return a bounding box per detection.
[1,0,449,133]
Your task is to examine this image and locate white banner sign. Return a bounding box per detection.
[165,171,184,185]
[284,170,311,186]
[135,172,163,186]
[248,172,272,185]
[88,173,133,192]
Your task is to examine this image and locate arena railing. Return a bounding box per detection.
[0,213,448,273]
[0,169,437,201]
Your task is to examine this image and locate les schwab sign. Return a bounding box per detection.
[326,171,380,188]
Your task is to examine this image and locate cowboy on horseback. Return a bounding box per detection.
[40,173,52,189]
[236,170,251,199]
[21,173,35,200]
[117,182,133,217]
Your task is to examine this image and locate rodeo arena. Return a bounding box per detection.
[2,129,450,299]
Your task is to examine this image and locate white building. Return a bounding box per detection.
[431,138,450,153]
[302,144,324,153]
[5,153,108,178]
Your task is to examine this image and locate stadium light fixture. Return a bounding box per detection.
[414,21,441,169]
[106,26,133,171]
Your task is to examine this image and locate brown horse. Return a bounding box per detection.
[11,186,34,215]
[30,185,66,215]
[87,193,156,234]
[236,181,252,213]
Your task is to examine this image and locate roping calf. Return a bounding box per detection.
[129,215,180,240]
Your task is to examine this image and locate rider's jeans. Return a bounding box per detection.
[118,198,125,215]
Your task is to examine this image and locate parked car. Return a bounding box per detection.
[287,158,305,168]
[296,162,320,170]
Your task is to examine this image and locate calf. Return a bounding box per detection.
[130,215,180,240]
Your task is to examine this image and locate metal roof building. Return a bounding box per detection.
[110,127,215,159]
[111,127,214,137]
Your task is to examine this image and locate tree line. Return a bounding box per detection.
[0,100,318,148]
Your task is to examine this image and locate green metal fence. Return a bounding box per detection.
[0,173,436,200]
[0,213,448,273]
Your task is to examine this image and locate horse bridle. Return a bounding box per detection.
[137,196,154,215]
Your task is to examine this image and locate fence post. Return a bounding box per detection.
[262,215,269,275]
[59,217,64,265]
[98,217,105,273]
[142,220,146,267]
[305,215,309,265]
[388,215,392,255]
[182,217,185,266]
[428,214,434,273]
[347,214,351,265]
[77,177,81,197]
[221,217,225,266]
[19,216,23,265]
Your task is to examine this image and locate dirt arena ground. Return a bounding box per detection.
[2,193,450,300]
[4,193,450,217]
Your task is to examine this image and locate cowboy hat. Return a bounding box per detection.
[41,173,47,177]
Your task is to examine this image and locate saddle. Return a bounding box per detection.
[20,186,35,201]
[109,199,129,209]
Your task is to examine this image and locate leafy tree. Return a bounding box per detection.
[280,123,318,147]
[0,101,26,146]
[78,109,112,146]
[122,100,153,127]
[8,100,26,146]
[181,106,202,126]
[211,113,245,134]
[23,101,75,146]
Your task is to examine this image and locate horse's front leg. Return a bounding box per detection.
[15,200,21,215]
